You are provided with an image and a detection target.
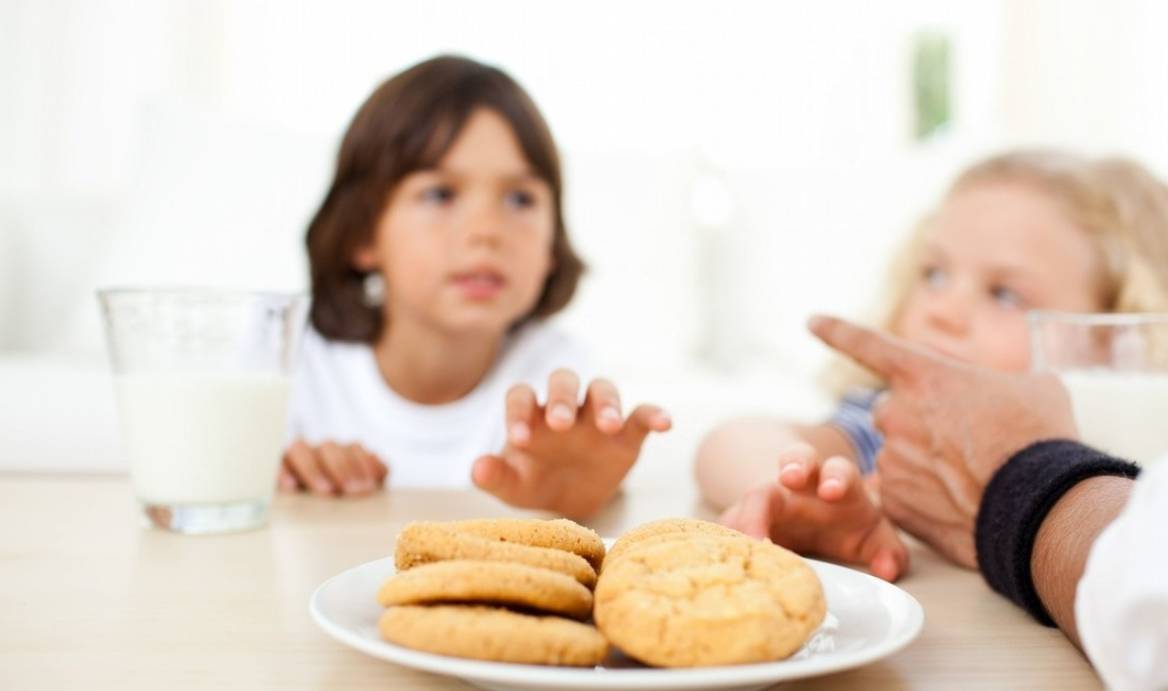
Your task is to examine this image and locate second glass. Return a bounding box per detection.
[1029,311,1168,466]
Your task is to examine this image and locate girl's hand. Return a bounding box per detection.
[279,439,389,497]
[471,369,672,519]
[720,442,909,581]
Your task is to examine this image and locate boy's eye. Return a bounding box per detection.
[420,185,455,204]
[505,189,536,209]
[922,266,947,289]
[990,285,1025,309]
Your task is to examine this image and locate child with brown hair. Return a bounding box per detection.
[282,56,670,518]
[696,150,1168,579]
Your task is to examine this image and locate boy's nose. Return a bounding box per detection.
[463,203,504,246]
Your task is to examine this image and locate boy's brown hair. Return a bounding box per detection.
[306,55,585,342]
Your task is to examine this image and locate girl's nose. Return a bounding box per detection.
[924,286,973,336]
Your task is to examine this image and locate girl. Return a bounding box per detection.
[281,55,671,518]
[695,150,1168,579]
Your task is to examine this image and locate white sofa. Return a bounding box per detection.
[0,349,828,493]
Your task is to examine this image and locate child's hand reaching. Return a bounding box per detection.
[471,369,672,519]
[280,440,389,497]
[719,442,909,581]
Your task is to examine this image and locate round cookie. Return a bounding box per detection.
[594,534,826,667]
[378,559,594,620]
[447,518,606,570]
[394,522,598,588]
[602,518,746,570]
[380,605,609,666]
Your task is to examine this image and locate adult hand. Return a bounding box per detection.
[808,315,1078,568]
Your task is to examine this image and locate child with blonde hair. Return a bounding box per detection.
[696,150,1168,579]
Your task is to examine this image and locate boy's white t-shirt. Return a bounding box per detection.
[286,321,592,488]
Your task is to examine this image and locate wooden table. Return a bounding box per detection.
[0,475,1102,690]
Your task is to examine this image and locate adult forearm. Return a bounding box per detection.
[1030,475,1132,648]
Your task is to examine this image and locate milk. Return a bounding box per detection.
[115,371,291,504]
[1059,370,1168,465]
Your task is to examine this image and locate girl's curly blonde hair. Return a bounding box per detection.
[824,149,1168,396]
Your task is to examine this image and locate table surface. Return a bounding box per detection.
[0,475,1102,690]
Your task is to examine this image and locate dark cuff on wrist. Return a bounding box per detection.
[974,439,1140,626]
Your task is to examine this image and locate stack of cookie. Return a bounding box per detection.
[377,518,610,666]
[594,518,827,667]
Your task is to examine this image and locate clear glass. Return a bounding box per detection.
[98,287,307,534]
[1029,311,1168,465]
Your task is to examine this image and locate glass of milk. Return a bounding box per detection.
[98,288,307,534]
[1029,311,1168,466]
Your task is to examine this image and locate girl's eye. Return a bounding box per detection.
[991,285,1025,309]
[420,185,455,204]
[922,265,947,289]
[505,189,536,209]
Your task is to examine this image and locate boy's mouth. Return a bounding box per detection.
[450,268,507,300]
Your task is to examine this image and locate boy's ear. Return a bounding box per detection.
[352,244,378,272]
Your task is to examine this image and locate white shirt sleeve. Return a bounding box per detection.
[1075,459,1168,691]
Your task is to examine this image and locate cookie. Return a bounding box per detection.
[594,532,826,667]
[377,559,594,620]
[380,605,609,666]
[446,518,606,570]
[602,517,746,569]
[394,522,598,588]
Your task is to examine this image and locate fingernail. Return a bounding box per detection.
[600,407,620,422]
[311,480,333,494]
[822,478,842,493]
[781,463,801,476]
[550,404,573,421]
[656,412,673,426]
[279,474,297,490]
[509,422,530,443]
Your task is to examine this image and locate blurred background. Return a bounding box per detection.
[3,0,1167,480]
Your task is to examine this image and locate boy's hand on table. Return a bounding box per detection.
[280,440,389,496]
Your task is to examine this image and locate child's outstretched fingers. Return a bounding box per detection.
[505,384,538,447]
[585,379,623,435]
[777,442,819,491]
[719,483,784,540]
[471,454,532,508]
[625,404,672,435]
[864,521,911,582]
[870,545,909,582]
[816,456,859,502]
[544,368,580,431]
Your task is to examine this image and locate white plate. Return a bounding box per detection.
[310,551,924,691]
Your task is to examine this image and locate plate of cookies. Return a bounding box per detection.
[310,517,924,691]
